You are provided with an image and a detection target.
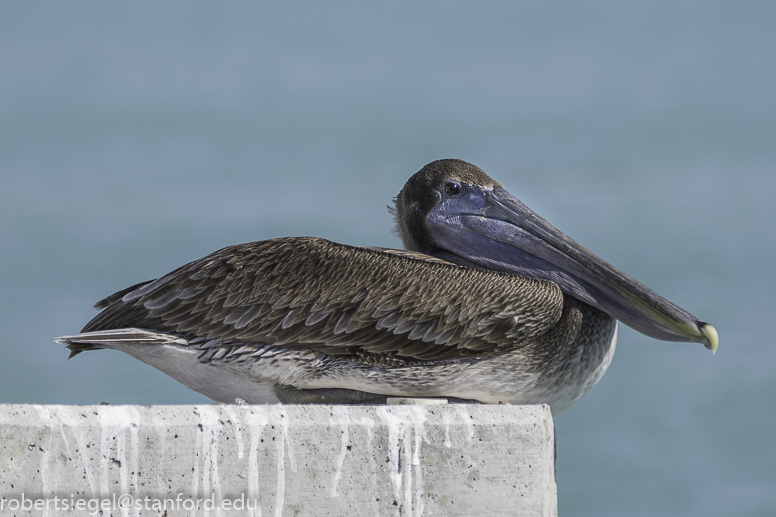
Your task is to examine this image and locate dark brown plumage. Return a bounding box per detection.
[72,237,563,367]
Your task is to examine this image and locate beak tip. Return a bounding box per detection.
[700,323,719,354]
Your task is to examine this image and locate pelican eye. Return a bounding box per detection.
[443,181,461,197]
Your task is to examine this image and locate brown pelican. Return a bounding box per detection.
[57,159,717,413]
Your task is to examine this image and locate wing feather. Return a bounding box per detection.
[81,237,564,366]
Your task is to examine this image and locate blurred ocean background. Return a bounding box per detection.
[1,1,774,515]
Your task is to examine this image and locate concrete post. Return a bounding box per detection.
[0,403,556,516]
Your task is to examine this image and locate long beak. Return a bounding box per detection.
[428,186,718,352]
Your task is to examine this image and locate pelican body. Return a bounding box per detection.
[58,159,717,413]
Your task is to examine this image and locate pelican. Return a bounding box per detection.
[57,159,717,413]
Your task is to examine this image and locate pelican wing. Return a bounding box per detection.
[79,237,564,366]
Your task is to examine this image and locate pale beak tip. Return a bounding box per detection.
[700,323,719,355]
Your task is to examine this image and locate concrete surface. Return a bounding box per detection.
[0,403,556,516]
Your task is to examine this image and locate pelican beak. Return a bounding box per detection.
[426,184,718,352]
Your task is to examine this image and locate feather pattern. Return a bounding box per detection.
[75,237,564,366]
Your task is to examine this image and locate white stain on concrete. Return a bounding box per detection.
[196,405,224,517]
[268,406,289,517]
[376,406,429,517]
[329,406,350,498]
[36,406,99,499]
[223,406,246,460]
[96,406,141,517]
[244,407,269,517]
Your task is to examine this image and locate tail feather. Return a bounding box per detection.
[55,328,189,358]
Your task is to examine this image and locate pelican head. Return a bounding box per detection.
[395,159,718,352]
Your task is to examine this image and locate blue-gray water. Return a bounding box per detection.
[2,2,774,515]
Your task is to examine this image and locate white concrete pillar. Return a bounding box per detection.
[0,403,556,516]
